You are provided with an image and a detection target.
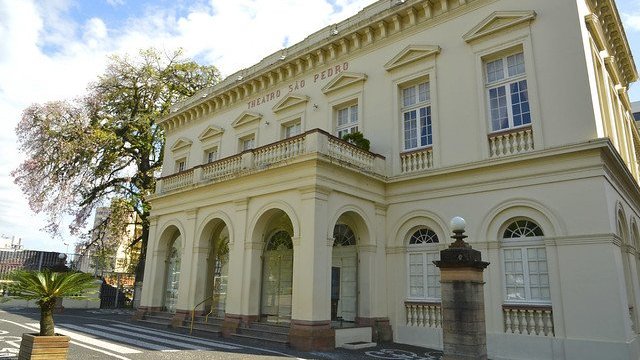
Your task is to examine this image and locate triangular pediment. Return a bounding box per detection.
[321,72,367,95]
[170,137,193,152]
[384,45,441,71]
[231,111,262,128]
[272,94,309,113]
[198,126,225,142]
[463,11,537,43]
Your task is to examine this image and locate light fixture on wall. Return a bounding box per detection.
[313,104,319,111]
[264,121,270,126]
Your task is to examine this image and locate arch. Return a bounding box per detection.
[196,211,235,249]
[391,210,448,248]
[328,204,373,246]
[616,201,629,244]
[500,218,544,239]
[248,200,300,241]
[157,219,186,252]
[630,218,640,250]
[481,199,562,242]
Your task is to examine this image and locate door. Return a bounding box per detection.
[163,237,181,313]
[260,231,293,323]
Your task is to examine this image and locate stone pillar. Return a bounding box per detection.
[136,216,161,320]
[434,217,489,360]
[173,209,198,327]
[222,199,249,337]
[289,186,334,351]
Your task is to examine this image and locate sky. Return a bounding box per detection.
[0,0,639,253]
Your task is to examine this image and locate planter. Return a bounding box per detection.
[18,333,70,360]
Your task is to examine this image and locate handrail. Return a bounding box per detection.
[190,295,214,335]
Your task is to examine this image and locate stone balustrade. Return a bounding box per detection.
[405,301,442,328]
[503,304,554,337]
[156,129,386,195]
[400,147,433,174]
[489,126,534,158]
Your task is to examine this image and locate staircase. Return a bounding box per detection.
[136,311,173,327]
[178,315,223,338]
[232,322,290,345]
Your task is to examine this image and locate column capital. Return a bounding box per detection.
[358,244,377,253]
[374,203,388,216]
[299,185,331,200]
[185,209,198,220]
[292,236,301,247]
[234,198,249,212]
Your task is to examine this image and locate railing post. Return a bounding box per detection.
[155,179,163,194]
[241,152,254,170]
[193,167,203,185]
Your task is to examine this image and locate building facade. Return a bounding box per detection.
[137,0,640,359]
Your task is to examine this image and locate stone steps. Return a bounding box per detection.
[232,323,291,344]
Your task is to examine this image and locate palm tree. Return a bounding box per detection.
[6,269,98,336]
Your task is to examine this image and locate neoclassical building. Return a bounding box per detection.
[136,0,640,358]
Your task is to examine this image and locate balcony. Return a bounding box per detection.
[156,129,386,195]
[502,303,554,337]
[488,126,534,158]
[405,300,442,329]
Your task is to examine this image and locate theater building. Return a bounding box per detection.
[136,0,640,358]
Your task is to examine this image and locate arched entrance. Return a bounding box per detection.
[197,218,231,317]
[163,234,182,313]
[332,223,357,322]
[261,230,294,323]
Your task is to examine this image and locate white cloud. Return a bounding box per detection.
[623,13,640,32]
[0,0,375,251]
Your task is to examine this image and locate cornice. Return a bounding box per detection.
[158,0,483,132]
[585,0,639,88]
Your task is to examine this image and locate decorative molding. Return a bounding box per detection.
[272,94,309,113]
[231,111,262,128]
[384,45,441,71]
[170,137,193,152]
[198,126,225,142]
[463,11,537,43]
[244,242,264,250]
[385,245,406,254]
[544,233,620,247]
[321,72,367,95]
[358,244,377,253]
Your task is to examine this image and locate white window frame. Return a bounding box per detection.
[336,103,359,139]
[406,228,441,301]
[239,134,255,152]
[175,158,186,173]
[485,51,531,132]
[205,147,218,163]
[501,220,550,305]
[401,81,432,151]
[283,120,302,139]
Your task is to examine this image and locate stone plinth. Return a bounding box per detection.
[288,319,335,351]
[435,246,489,360]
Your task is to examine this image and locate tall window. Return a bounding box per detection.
[206,147,218,163]
[336,104,358,139]
[501,219,550,303]
[175,158,186,173]
[284,121,301,139]
[486,51,531,132]
[402,81,432,150]
[407,228,440,300]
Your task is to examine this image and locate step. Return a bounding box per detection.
[243,322,290,334]
[190,316,224,326]
[145,311,173,319]
[231,331,289,344]
[177,322,222,338]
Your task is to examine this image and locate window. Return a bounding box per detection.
[175,158,186,173]
[501,219,550,303]
[240,135,255,151]
[336,104,358,139]
[633,111,640,122]
[402,81,432,150]
[205,147,218,163]
[284,121,301,138]
[486,52,531,132]
[407,228,440,299]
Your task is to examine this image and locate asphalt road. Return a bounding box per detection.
[0,308,443,360]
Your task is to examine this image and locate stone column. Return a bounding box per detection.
[434,217,489,360]
[173,209,198,327]
[135,216,161,320]
[222,199,249,337]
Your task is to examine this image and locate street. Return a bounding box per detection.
[0,309,442,360]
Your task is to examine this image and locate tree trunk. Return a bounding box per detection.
[40,298,57,336]
[135,218,149,282]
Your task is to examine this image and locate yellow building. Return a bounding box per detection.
[137,0,640,358]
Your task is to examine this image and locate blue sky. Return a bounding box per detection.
[0,0,640,252]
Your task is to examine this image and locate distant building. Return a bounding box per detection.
[633,100,640,122]
[0,235,23,251]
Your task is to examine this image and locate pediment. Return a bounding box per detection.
[384,45,441,71]
[321,72,367,95]
[463,11,536,43]
[272,94,310,113]
[198,126,225,142]
[170,137,193,152]
[231,111,262,128]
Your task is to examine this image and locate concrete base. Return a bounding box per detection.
[289,320,335,351]
[170,310,189,328]
[356,317,393,342]
[335,326,372,348]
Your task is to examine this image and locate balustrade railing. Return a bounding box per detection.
[202,155,242,181]
[327,137,376,170]
[489,126,534,157]
[503,304,554,336]
[162,170,194,192]
[254,135,306,167]
[405,301,442,328]
[156,129,385,194]
[400,147,433,174]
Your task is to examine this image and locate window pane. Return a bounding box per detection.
[409,253,424,297]
[403,87,416,107]
[418,82,430,102]
[510,80,530,127]
[504,249,526,301]
[425,252,441,298]
[403,111,418,149]
[486,58,504,83]
[489,86,509,131]
[350,105,358,124]
[507,53,526,77]
[526,247,550,301]
[337,108,349,126]
[419,106,432,146]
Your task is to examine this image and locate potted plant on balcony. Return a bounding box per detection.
[2,269,98,360]
[342,131,370,151]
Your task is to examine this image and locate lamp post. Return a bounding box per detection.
[434,217,490,360]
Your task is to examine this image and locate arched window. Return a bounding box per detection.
[501,218,549,303]
[333,224,356,246]
[407,227,440,300]
[266,230,293,251]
